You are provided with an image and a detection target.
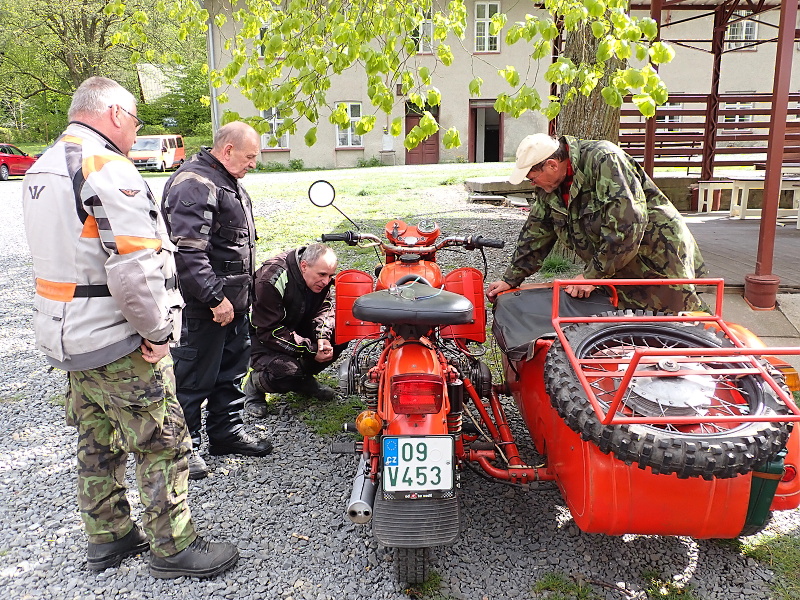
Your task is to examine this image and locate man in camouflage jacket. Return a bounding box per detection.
[486,134,707,312]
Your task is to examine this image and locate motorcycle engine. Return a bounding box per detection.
[337,353,379,396]
[453,358,493,399]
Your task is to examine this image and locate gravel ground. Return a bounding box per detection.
[1,168,797,600]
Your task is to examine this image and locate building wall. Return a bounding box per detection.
[204,1,800,169]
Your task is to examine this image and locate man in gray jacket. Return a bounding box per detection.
[23,76,237,579]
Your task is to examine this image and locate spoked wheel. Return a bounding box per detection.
[544,314,792,479]
[394,547,429,585]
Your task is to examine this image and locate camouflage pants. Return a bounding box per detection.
[617,283,709,314]
[66,349,197,557]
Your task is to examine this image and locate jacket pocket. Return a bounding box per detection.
[217,225,248,246]
[32,295,66,362]
[171,344,199,390]
[222,273,251,312]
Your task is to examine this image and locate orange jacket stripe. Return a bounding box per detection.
[35,278,77,302]
[80,215,100,238]
[115,235,163,254]
[82,153,129,176]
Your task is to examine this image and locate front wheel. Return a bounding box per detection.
[0,164,9,181]
[544,314,792,479]
[395,547,429,585]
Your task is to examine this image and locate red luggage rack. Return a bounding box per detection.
[550,278,800,428]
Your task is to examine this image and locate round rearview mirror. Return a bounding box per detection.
[308,180,336,207]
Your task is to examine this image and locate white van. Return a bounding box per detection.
[128,135,185,172]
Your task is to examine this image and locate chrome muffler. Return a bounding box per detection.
[346,456,376,524]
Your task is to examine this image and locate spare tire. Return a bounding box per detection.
[544,313,792,479]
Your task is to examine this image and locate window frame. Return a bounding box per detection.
[336,102,363,149]
[725,10,757,51]
[474,1,501,53]
[260,108,289,149]
[413,9,433,54]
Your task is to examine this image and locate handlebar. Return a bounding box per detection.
[320,231,505,252]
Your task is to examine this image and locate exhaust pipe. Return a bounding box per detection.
[346,456,377,524]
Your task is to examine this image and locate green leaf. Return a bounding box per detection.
[633,94,656,118]
[597,38,615,62]
[437,44,454,66]
[499,65,520,87]
[390,117,403,137]
[640,18,659,41]
[591,21,606,39]
[419,111,439,135]
[419,66,431,84]
[622,68,645,89]
[426,88,442,107]
[586,0,606,18]
[354,115,376,135]
[304,127,317,147]
[649,41,676,64]
[601,86,623,108]
[469,77,483,96]
[542,101,561,121]
[443,127,461,149]
[614,40,632,60]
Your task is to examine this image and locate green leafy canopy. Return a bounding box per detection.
[110,0,675,149]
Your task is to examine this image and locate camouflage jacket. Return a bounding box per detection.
[502,136,707,311]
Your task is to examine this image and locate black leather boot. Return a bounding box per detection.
[149,536,239,579]
[87,524,149,571]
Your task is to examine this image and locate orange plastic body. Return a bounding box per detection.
[334,269,381,345]
[506,338,800,537]
[380,339,450,437]
[376,261,443,290]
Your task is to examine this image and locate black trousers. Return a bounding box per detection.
[250,342,347,394]
[171,313,250,443]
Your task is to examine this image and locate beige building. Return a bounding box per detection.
[202,1,800,169]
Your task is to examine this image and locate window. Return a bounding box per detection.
[261,109,289,149]
[723,102,754,129]
[725,11,757,51]
[336,103,362,148]
[656,102,682,132]
[475,2,500,53]
[413,10,433,54]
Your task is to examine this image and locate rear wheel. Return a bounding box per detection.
[544,315,792,479]
[0,164,9,181]
[159,162,166,172]
[394,547,429,585]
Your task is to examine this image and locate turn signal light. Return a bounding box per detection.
[782,464,797,483]
[390,373,444,414]
[356,410,383,437]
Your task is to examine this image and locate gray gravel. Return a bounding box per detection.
[1,168,796,600]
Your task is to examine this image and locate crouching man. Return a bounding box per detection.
[244,243,348,415]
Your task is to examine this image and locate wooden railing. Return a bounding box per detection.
[618,93,800,175]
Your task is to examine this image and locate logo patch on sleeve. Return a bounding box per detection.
[119,188,141,197]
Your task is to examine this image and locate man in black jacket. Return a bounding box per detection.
[244,243,346,417]
[162,121,272,480]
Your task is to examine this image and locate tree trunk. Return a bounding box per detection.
[557,23,623,143]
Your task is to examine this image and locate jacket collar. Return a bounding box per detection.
[66,121,124,155]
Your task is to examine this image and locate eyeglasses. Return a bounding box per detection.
[111,105,144,132]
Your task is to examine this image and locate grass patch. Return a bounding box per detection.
[276,374,363,437]
[0,392,24,403]
[640,569,701,599]
[531,571,598,599]
[48,393,66,406]
[403,571,453,599]
[740,534,800,600]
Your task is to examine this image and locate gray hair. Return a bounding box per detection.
[213,121,259,151]
[68,77,136,121]
[301,243,335,267]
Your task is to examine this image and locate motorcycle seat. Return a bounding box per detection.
[352,282,474,326]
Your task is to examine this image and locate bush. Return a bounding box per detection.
[0,127,15,143]
[256,161,290,172]
[288,158,304,171]
[139,124,168,136]
[356,156,382,168]
[192,122,213,137]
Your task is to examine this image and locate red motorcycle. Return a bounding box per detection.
[310,180,503,583]
[311,181,800,585]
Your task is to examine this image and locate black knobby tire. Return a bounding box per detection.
[544,313,792,479]
[395,547,429,585]
[0,164,9,181]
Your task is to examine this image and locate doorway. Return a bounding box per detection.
[469,101,502,163]
[405,104,440,165]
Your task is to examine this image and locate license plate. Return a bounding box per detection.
[382,436,453,495]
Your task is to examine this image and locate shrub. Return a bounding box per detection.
[288,158,304,171]
[256,161,289,172]
[192,122,213,137]
[356,156,382,168]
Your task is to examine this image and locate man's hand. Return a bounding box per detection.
[315,338,334,363]
[211,297,234,326]
[141,339,170,364]
[564,274,596,299]
[486,280,512,302]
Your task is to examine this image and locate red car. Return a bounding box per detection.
[0,143,37,180]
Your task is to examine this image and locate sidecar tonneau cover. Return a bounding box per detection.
[493,288,615,361]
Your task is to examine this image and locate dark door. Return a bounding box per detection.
[405,114,440,165]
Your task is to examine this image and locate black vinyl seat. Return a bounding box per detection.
[352,282,474,326]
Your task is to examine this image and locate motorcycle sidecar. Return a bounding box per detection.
[492,284,800,538]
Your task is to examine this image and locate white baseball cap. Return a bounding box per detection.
[508,134,560,185]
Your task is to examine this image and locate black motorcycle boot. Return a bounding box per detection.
[187,437,209,480]
[295,377,336,402]
[242,373,268,419]
[208,429,273,457]
[87,524,149,571]
[149,536,239,579]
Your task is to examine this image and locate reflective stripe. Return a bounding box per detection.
[115,235,163,254]
[35,280,111,301]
